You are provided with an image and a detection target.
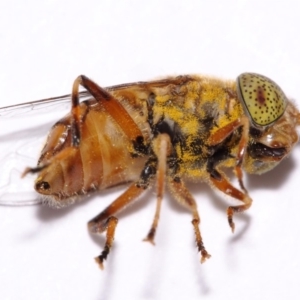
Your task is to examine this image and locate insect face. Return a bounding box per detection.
[244,102,299,174]
[236,74,299,174]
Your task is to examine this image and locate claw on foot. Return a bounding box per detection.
[230,222,235,233]
[227,207,235,233]
[143,237,156,245]
[228,217,235,233]
[95,256,104,270]
[200,250,211,264]
[143,228,156,245]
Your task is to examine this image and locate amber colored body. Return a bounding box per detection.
[24,74,300,268]
[38,100,147,204]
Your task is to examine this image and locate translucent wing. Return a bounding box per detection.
[0,91,92,205]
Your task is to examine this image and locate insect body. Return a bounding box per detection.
[21,73,300,269]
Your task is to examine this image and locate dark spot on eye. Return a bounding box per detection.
[256,86,266,105]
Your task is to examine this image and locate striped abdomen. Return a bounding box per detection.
[35,100,148,206]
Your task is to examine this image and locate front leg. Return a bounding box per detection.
[209,170,252,233]
[208,116,250,193]
[143,133,171,245]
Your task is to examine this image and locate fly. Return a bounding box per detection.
[1,73,299,269]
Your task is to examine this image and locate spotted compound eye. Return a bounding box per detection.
[237,73,287,127]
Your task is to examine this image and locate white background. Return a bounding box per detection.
[1,0,300,299]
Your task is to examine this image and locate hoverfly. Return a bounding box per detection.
[0,73,299,269]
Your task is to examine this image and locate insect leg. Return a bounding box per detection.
[209,171,252,233]
[168,177,211,263]
[208,116,250,193]
[143,134,171,245]
[88,163,156,269]
[72,75,147,153]
[233,117,249,193]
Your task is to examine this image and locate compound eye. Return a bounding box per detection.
[237,73,287,127]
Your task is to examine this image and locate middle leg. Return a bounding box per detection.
[143,133,171,245]
[168,177,211,263]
